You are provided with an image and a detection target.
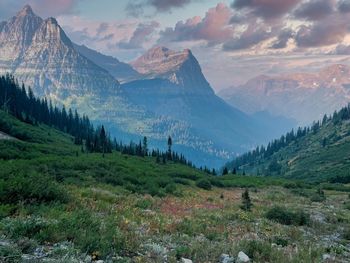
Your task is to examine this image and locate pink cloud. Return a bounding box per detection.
[159,3,234,44]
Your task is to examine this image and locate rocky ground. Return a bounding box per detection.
[1,185,349,263]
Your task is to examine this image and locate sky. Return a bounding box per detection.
[1,0,350,91]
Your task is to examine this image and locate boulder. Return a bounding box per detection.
[237,251,250,262]
[220,253,235,263]
[181,258,193,263]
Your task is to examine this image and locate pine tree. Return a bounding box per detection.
[167,136,172,160]
[241,189,252,211]
[222,167,228,175]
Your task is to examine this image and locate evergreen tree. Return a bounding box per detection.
[142,136,148,156]
[222,167,228,175]
[241,189,252,211]
[167,136,172,160]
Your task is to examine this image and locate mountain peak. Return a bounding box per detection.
[17,5,35,17]
[131,46,213,95]
[131,46,194,75]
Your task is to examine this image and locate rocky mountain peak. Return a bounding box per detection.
[17,5,35,17]
[131,46,213,95]
[33,17,72,47]
[132,46,195,75]
[0,5,120,100]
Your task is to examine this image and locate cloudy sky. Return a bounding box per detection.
[1,0,350,91]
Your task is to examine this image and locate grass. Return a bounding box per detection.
[1,110,350,262]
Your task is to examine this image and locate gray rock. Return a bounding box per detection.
[322,254,335,261]
[237,251,250,262]
[84,255,92,263]
[181,258,193,263]
[220,253,235,263]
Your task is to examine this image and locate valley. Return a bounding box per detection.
[1,3,350,263]
[0,5,294,168]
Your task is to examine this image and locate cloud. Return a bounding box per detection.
[231,0,301,19]
[295,15,349,47]
[126,0,193,17]
[332,44,350,54]
[294,0,334,21]
[223,23,272,51]
[338,0,350,13]
[118,21,160,49]
[148,0,191,12]
[270,29,294,49]
[159,3,234,44]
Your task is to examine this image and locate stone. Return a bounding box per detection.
[181,258,193,263]
[237,251,250,262]
[220,253,235,263]
[322,254,335,261]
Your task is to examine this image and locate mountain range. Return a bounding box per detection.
[219,64,350,126]
[0,5,294,167]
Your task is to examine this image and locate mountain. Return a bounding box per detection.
[219,64,350,126]
[131,47,214,95]
[73,43,140,82]
[225,104,350,182]
[124,47,295,164]
[0,6,294,168]
[0,5,119,101]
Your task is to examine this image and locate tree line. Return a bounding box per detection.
[225,103,350,173]
[0,74,194,167]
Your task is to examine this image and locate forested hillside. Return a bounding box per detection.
[226,104,350,182]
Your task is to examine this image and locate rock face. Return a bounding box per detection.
[131,46,214,95]
[219,64,350,125]
[0,5,119,101]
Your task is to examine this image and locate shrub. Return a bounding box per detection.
[173,178,191,186]
[196,179,212,190]
[0,204,16,219]
[240,240,272,261]
[135,199,153,210]
[0,171,69,205]
[209,178,224,188]
[265,206,309,226]
[175,246,191,260]
[165,183,177,194]
[310,188,326,202]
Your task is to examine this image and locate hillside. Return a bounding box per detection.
[226,104,350,182]
[1,90,350,262]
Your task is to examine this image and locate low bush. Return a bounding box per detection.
[265,206,310,226]
[240,240,272,261]
[196,179,212,190]
[310,188,326,202]
[135,199,153,210]
[0,171,69,205]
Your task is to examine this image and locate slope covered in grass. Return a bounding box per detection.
[227,105,350,182]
